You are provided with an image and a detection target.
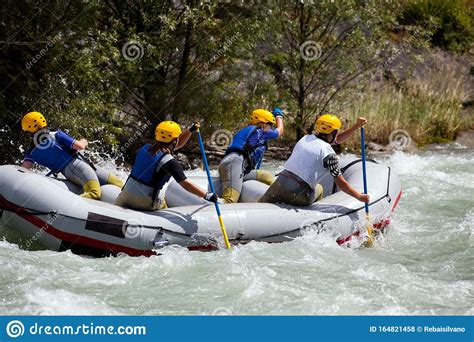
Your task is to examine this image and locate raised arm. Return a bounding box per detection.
[175,122,199,150]
[276,116,284,137]
[273,108,284,137]
[335,117,367,144]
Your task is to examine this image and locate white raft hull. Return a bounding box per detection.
[0,157,401,256]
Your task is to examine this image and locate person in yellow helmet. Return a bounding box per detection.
[259,114,369,206]
[115,121,219,210]
[20,111,123,200]
[218,108,284,203]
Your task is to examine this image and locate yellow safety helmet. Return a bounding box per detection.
[250,109,276,125]
[155,121,182,143]
[315,114,342,134]
[21,111,47,133]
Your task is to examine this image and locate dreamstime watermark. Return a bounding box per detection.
[200,1,211,12]
[32,307,55,316]
[25,210,60,249]
[5,320,146,337]
[122,217,144,239]
[299,207,341,238]
[210,129,232,150]
[25,34,62,70]
[299,41,322,61]
[211,307,233,315]
[122,41,144,61]
[199,17,263,73]
[203,32,241,70]
[6,320,24,338]
[120,121,151,152]
[380,28,423,69]
[32,129,55,150]
[388,129,411,151]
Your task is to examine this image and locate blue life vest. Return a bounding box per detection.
[29,135,75,173]
[225,125,267,171]
[253,145,267,169]
[130,144,168,187]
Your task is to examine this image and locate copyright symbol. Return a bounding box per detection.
[417,326,423,332]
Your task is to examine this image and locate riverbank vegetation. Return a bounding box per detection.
[0,0,472,164]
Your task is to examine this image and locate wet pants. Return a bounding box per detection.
[218,152,274,203]
[258,169,323,206]
[114,177,167,211]
[62,158,124,200]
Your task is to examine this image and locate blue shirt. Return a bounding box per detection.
[247,128,279,148]
[24,130,75,162]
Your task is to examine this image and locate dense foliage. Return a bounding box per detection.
[0,0,472,164]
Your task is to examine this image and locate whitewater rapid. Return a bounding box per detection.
[1,149,472,315]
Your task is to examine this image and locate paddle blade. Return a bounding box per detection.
[363,214,374,248]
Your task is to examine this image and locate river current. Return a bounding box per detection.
[1,148,472,315]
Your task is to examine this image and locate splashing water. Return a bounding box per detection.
[0,149,472,315]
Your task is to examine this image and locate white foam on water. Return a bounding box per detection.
[1,149,473,315]
[23,289,119,315]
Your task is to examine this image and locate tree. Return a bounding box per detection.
[257,1,403,139]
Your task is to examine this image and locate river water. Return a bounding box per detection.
[1,148,473,315]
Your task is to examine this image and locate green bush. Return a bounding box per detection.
[400,0,474,52]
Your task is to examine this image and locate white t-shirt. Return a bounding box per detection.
[284,134,337,189]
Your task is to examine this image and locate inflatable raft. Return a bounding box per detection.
[0,157,401,256]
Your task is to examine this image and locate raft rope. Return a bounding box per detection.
[261,160,393,240]
[0,159,393,241]
[331,158,379,195]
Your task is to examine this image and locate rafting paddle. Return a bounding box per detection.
[361,127,374,247]
[196,128,231,249]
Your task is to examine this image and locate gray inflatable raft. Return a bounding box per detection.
[0,157,401,256]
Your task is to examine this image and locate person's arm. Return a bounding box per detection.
[179,179,207,198]
[72,139,88,151]
[21,160,33,169]
[163,158,218,202]
[273,108,284,137]
[322,152,369,203]
[176,122,200,150]
[179,180,218,202]
[334,176,370,203]
[276,117,284,137]
[55,130,87,151]
[21,150,34,169]
[335,117,367,144]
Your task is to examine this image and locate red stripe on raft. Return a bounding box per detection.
[392,191,402,212]
[336,217,391,246]
[336,191,402,245]
[336,230,361,245]
[0,196,156,257]
[373,218,391,229]
[2,191,404,254]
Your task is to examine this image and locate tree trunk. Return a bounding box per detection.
[296,3,307,140]
[171,21,193,122]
